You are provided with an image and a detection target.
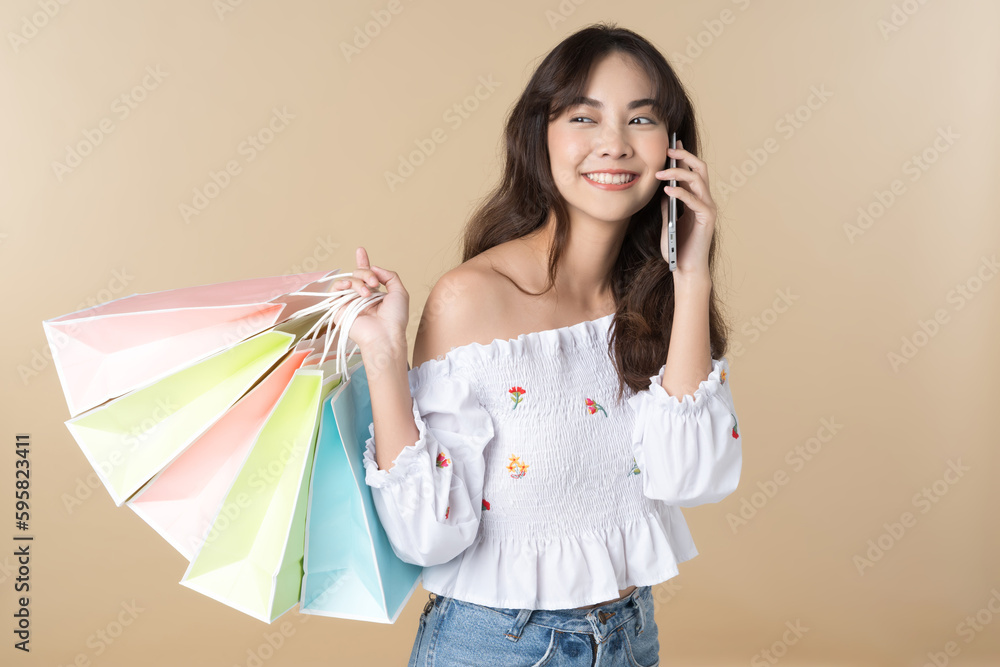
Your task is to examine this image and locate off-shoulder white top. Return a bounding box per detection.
[361,312,743,610]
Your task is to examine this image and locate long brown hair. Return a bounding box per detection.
[461,22,733,403]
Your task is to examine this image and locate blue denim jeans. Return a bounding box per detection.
[407,585,660,666]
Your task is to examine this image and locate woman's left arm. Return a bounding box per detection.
[658,137,715,398]
[662,275,713,398]
[626,139,742,507]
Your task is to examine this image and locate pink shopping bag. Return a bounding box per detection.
[42,270,338,417]
[126,348,313,560]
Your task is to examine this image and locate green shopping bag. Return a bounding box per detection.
[64,330,297,507]
[178,360,347,623]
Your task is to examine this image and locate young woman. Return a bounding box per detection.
[331,22,742,667]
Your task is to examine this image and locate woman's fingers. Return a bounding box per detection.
[371,265,407,296]
[330,249,407,299]
[369,264,392,285]
[333,276,374,294]
[356,268,379,287]
[332,266,382,295]
[657,166,708,202]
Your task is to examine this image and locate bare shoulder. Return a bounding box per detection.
[411,240,546,368]
[411,256,503,368]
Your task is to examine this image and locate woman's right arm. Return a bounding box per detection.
[329,247,421,473]
[336,256,496,567]
[364,333,420,474]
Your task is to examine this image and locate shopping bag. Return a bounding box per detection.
[42,269,337,417]
[299,355,423,624]
[126,348,313,560]
[178,366,332,623]
[178,291,380,623]
[64,329,298,507]
[126,323,345,560]
[46,265,416,624]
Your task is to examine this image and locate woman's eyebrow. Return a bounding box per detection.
[568,96,656,110]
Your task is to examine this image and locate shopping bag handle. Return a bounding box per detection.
[303,286,383,382]
[286,273,385,383]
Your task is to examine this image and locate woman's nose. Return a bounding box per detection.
[595,127,631,157]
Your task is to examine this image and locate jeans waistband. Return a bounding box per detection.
[436,586,650,645]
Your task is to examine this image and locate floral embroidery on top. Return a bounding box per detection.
[508,386,526,409]
[481,499,491,511]
[720,368,727,384]
[506,454,529,479]
[436,452,451,468]
[445,506,450,520]
[730,413,739,439]
[628,456,641,476]
[585,398,607,417]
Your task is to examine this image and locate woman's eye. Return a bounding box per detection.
[569,116,656,124]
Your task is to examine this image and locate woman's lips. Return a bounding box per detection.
[582,172,638,190]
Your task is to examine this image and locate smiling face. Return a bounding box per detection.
[547,51,669,226]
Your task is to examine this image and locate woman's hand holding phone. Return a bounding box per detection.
[655,137,717,282]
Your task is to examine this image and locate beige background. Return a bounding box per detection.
[2,1,998,665]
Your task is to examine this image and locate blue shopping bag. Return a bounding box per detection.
[299,357,423,624]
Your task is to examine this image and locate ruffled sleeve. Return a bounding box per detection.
[361,361,495,567]
[626,357,742,507]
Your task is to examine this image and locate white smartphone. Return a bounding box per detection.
[667,131,678,272]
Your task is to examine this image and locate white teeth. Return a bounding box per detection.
[585,172,636,185]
